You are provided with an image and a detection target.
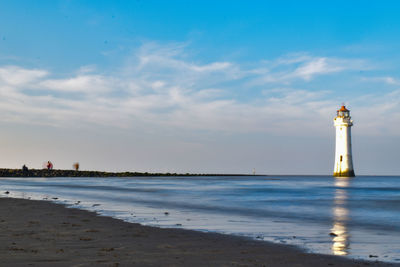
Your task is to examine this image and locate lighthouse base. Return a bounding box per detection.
[333,170,355,177]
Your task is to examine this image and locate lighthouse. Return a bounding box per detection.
[333,105,355,177]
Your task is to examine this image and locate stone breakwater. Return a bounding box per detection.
[0,168,248,177]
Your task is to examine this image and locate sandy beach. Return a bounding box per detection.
[0,198,396,266]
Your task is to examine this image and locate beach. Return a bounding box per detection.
[1,176,400,263]
[0,197,395,267]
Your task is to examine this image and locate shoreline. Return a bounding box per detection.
[0,168,256,178]
[0,197,396,266]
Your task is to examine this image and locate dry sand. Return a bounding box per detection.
[0,197,397,267]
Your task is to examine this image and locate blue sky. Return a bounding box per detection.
[0,1,400,174]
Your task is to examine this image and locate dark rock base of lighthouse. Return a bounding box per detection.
[333,170,355,177]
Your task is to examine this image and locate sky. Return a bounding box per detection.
[0,1,400,174]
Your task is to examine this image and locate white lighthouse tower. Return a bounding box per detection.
[333,105,355,177]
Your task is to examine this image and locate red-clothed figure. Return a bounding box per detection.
[47,161,53,170]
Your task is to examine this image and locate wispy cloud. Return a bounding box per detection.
[294,57,343,80]
[352,89,400,135]
[361,76,400,85]
[0,66,48,86]
[0,42,391,136]
[250,54,369,84]
[39,75,115,93]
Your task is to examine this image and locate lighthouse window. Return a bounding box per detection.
[340,155,343,162]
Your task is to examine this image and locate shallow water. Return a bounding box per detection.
[1,175,399,262]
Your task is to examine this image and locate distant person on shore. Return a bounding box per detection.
[22,164,28,172]
[46,161,53,170]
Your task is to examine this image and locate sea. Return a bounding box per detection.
[0,175,399,263]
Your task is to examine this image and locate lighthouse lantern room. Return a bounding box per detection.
[333,105,355,177]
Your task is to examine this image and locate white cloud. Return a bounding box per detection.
[352,89,400,136]
[0,66,48,86]
[39,75,114,93]
[0,43,393,137]
[361,76,400,85]
[294,57,342,80]
[250,54,369,84]
[190,62,232,72]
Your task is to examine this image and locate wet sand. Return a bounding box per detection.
[0,198,396,266]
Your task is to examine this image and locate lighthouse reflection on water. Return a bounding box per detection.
[331,178,351,255]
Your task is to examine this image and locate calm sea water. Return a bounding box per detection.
[0,175,399,262]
